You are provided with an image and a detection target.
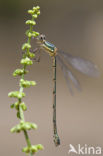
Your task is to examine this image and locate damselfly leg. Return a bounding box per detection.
[32,48,41,62]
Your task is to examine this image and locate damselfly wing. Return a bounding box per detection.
[56,50,99,94]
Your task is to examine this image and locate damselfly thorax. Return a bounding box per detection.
[36,34,57,57]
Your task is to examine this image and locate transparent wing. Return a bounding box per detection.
[67,70,81,91]
[58,51,100,77]
[56,55,81,94]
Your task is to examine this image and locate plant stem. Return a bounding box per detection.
[19,104,25,121]
[18,23,34,155]
[9,6,43,156]
[24,130,31,147]
[19,76,33,156]
[19,82,33,156]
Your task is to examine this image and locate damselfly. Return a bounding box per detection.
[34,34,99,146]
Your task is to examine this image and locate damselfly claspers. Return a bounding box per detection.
[34,34,99,146]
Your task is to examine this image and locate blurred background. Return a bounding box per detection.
[0,0,103,156]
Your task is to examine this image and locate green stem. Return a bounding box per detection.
[17,18,34,156]
[52,57,60,146]
[19,83,33,155]
[19,75,33,156]
[19,104,25,121]
[27,17,34,53]
[9,6,42,156]
[19,104,32,155]
[24,130,31,147]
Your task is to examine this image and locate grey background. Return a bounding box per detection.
[0,0,103,156]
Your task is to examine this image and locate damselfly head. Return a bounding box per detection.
[37,34,46,43]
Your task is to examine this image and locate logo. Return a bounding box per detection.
[68,144,102,155]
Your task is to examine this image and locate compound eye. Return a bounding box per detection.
[38,34,46,41]
[40,36,43,40]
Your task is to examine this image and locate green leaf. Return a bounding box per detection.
[30,123,38,129]
[24,124,31,130]
[36,144,44,150]
[33,6,40,11]
[20,102,27,111]
[22,144,43,154]
[20,79,36,88]
[17,111,20,119]
[36,6,40,10]
[22,43,31,51]
[23,122,37,130]
[14,102,19,110]
[26,20,36,26]
[32,14,38,18]
[22,147,30,153]
[10,122,37,133]
[32,31,39,37]
[11,124,21,133]
[10,104,15,109]
[26,30,39,38]
[31,146,38,153]
[37,11,40,15]
[8,91,25,99]
[28,10,34,15]
[28,52,35,58]
[21,57,33,65]
[13,69,28,76]
[22,145,38,154]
